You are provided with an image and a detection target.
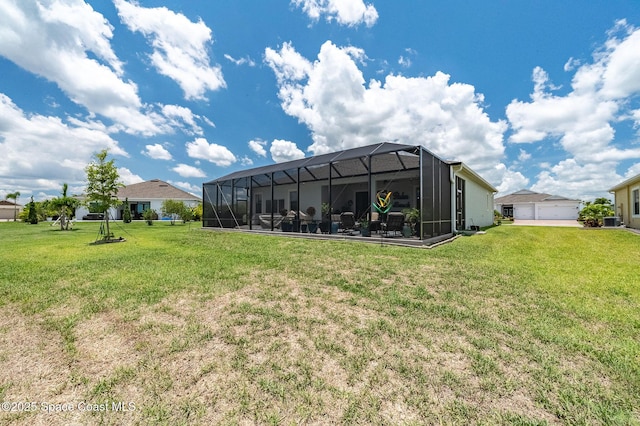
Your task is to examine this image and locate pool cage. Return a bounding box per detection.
[203,143,460,240]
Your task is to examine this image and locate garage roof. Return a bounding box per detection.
[495,189,579,204]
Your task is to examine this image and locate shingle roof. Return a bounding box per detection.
[495,189,578,204]
[117,180,200,200]
[0,200,21,207]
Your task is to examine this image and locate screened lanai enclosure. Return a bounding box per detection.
[203,143,496,241]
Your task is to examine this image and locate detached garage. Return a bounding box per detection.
[495,190,580,221]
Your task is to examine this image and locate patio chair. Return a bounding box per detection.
[339,212,356,233]
[383,212,405,237]
[369,212,382,234]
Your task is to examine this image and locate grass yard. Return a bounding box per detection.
[0,221,639,425]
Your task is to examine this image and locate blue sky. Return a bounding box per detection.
[1,1,640,203]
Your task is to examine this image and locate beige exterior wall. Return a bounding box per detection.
[613,179,640,229]
[0,206,22,220]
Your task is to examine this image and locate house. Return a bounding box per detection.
[0,200,22,221]
[494,189,580,220]
[202,142,497,241]
[609,173,640,229]
[76,179,201,220]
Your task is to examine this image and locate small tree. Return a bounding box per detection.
[161,199,188,225]
[142,208,156,225]
[122,198,132,223]
[50,183,79,230]
[27,196,38,224]
[84,150,124,240]
[191,202,203,221]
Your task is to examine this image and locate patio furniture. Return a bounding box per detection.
[339,212,356,233]
[369,212,382,234]
[383,212,405,237]
[258,214,284,229]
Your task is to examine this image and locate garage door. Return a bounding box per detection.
[514,204,534,219]
[538,206,578,220]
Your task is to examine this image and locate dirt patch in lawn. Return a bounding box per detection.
[0,272,624,424]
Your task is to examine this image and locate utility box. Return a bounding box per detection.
[603,217,620,227]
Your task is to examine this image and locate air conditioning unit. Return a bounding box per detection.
[603,217,620,227]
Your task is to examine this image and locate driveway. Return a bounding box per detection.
[512,219,582,227]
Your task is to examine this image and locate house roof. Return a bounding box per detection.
[0,200,21,207]
[117,180,200,200]
[494,189,579,204]
[609,173,640,192]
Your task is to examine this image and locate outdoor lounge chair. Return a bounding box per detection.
[339,212,356,233]
[383,212,404,237]
[258,214,284,229]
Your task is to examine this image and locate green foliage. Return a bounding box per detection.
[402,207,420,235]
[321,202,330,219]
[27,196,38,224]
[19,200,52,222]
[191,202,203,221]
[49,183,79,230]
[0,223,639,424]
[84,150,124,239]
[579,198,614,227]
[143,208,157,225]
[161,199,190,225]
[122,198,132,223]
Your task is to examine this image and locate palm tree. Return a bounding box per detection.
[50,184,78,230]
[5,191,20,221]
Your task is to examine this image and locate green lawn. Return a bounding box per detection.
[0,221,638,425]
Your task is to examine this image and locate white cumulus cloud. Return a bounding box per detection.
[265,40,507,181]
[115,0,226,100]
[171,163,207,178]
[270,139,305,163]
[0,93,127,195]
[186,138,237,167]
[118,167,145,185]
[0,0,162,135]
[143,144,173,160]
[248,139,268,157]
[292,0,378,27]
[506,20,640,199]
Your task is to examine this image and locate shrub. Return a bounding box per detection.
[143,208,157,225]
[123,198,132,223]
[579,199,614,227]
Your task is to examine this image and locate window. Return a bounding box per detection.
[265,199,285,214]
[254,194,262,214]
[290,191,298,211]
[633,189,639,216]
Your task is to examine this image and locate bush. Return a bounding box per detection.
[142,208,157,225]
[579,199,614,227]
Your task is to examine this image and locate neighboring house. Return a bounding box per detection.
[76,179,200,220]
[609,173,640,229]
[203,142,497,241]
[0,200,22,221]
[494,189,580,220]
